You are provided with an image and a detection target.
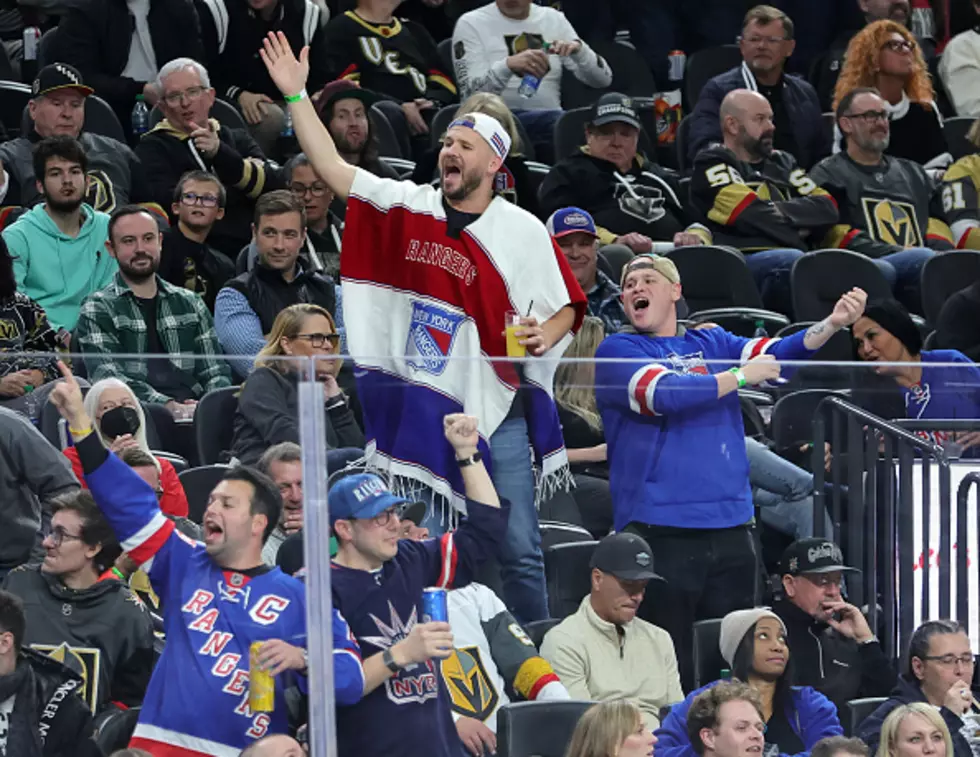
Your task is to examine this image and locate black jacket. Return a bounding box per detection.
[159,226,236,312]
[538,148,690,243]
[231,365,365,464]
[772,599,897,712]
[689,63,829,169]
[197,0,329,102]
[224,261,336,334]
[135,117,283,257]
[7,648,101,757]
[858,676,974,757]
[1,568,155,714]
[58,0,203,115]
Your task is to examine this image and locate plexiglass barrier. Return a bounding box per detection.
[3,344,978,753]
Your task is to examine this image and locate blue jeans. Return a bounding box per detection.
[745,437,832,539]
[511,109,562,164]
[872,248,934,313]
[489,417,548,624]
[744,249,804,316]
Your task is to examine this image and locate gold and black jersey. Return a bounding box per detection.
[941,153,980,250]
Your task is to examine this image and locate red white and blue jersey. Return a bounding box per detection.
[84,449,364,757]
[595,328,815,531]
[331,498,509,757]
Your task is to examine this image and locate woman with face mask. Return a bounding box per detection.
[61,379,189,517]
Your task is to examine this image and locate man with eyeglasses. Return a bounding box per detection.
[136,57,284,259]
[1,490,156,714]
[76,205,232,420]
[772,538,896,712]
[809,86,953,312]
[688,5,828,169]
[215,190,337,377]
[858,619,978,757]
[159,170,236,312]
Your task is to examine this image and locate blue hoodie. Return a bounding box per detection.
[655,680,843,757]
[2,203,116,330]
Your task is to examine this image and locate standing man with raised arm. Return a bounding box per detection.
[260,32,587,625]
[46,362,364,757]
[594,253,866,690]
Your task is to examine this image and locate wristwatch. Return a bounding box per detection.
[456,451,483,468]
[301,648,309,672]
[383,647,402,673]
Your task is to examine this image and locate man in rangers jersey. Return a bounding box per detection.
[594,252,866,689]
[809,87,954,311]
[940,119,980,251]
[47,362,364,757]
[690,89,840,315]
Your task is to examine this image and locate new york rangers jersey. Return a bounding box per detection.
[332,498,508,757]
[595,328,816,531]
[78,437,364,757]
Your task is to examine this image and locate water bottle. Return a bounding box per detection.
[22,384,38,425]
[131,95,150,138]
[281,108,294,138]
[22,26,40,83]
[517,42,550,99]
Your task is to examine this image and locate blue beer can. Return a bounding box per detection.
[421,587,448,623]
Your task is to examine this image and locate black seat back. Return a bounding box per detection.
[770,389,847,450]
[523,618,561,649]
[943,116,975,160]
[497,700,595,757]
[920,250,980,327]
[93,706,141,754]
[692,617,725,688]
[684,45,741,110]
[553,106,655,161]
[194,386,240,464]
[560,40,656,110]
[539,521,594,551]
[544,541,598,619]
[178,464,232,524]
[791,250,893,322]
[665,246,764,310]
[842,696,888,736]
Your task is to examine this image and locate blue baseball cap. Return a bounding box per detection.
[329,473,426,525]
[546,207,599,239]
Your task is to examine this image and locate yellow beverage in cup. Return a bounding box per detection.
[249,641,275,712]
[505,312,526,357]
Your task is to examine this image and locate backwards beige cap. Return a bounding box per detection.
[619,253,681,289]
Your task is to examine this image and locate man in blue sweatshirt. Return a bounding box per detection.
[594,253,866,689]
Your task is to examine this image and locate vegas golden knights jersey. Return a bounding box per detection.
[809,152,954,257]
[941,154,980,250]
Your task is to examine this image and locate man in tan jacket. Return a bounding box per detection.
[540,531,683,730]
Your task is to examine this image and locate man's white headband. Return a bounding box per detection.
[447,112,511,160]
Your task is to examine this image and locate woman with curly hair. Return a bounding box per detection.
[832,20,949,169]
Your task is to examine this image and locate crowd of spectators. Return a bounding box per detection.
[0,0,978,755]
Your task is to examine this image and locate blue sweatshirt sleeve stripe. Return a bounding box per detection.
[333,608,364,706]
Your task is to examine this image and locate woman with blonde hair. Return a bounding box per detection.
[875,703,956,757]
[832,20,949,168]
[565,699,656,757]
[411,92,541,216]
[231,303,364,465]
[62,378,189,517]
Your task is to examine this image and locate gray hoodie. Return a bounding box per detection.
[0,408,79,573]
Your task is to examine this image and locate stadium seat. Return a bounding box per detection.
[523,618,560,649]
[790,250,892,322]
[597,244,633,285]
[153,450,189,474]
[842,697,887,737]
[692,617,725,688]
[559,39,656,111]
[676,114,692,173]
[194,386,240,465]
[148,98,247,132]
[93,705,141,754]
[822,112,837,153]
[497,700,595,757]
[436,38,456,87]
[943,117,976,161]
[553,106,655,161]
[371,102,410,159]
[544,541,598,619]
[922,329,937,350]
[539,520,594,551]
[178,464,232,523]
[664,246,789,335]
[920,251,980,327]
[0,80,31,139]
[37,28,60,69]
[20,93,125,143]
[770,389,849,452]
[683,45,742,111]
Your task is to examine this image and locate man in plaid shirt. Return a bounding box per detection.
[76,205,232,417]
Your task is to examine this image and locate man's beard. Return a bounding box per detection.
[739,126,774,161]
[442,165,483,202]
[333,129,367,156]
[854,130,890,154]
[46,192,84,214]
[119,255,158,283]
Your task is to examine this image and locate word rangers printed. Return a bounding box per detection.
[405,239,478,285]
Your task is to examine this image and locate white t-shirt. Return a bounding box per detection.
[121,0,158,82]
[451,2,612,111]
[0,694,15,755]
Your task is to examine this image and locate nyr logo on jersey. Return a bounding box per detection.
[666,351,709,375]
[362,601,440,705]
[405,300,465,376]
[861,198,923,247]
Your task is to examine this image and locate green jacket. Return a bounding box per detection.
[2,203,116,331]
[75,273,232,404]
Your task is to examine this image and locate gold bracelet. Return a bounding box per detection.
[69,425,94,436]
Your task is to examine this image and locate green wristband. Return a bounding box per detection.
[284,89,308,103]
[729,367,747,388]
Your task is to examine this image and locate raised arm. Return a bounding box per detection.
[260,32,356,201]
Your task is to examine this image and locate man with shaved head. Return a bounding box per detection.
[690,89,839,315]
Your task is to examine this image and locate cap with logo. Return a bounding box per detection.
[590,92,641,130]
[546,207,599,239]
[329,472,426,526]
[590,532,662,581]
[780,538,860,576]
[447,112,511,161]
[32,63,94,99]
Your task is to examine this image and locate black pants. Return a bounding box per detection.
[623,522,760,691]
